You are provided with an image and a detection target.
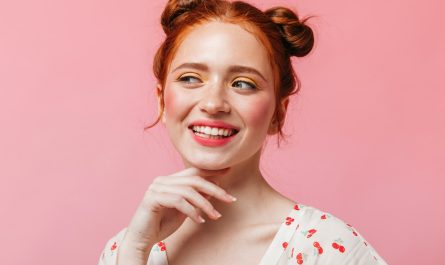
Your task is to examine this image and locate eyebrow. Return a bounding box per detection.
[171,62,267,82]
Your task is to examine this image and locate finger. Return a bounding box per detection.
[153,192,206,224]
[154,183,222,220]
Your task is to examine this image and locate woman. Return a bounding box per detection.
[98,0,388,264]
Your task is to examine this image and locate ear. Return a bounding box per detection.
[281,96,290,115]
[156,83,166,124]
[267,97,290,135]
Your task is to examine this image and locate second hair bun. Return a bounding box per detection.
[265,7,315,57]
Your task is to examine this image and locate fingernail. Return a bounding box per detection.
[198,216,206,223]
[213,209,222,218]
[225,194,237,202]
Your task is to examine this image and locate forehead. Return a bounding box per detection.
[169,21,273,78]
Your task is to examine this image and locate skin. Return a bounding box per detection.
[159,20,291,226]
[153,21,294,264]
[158,22,293,264]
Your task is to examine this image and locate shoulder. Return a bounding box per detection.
[97,227,128,265]
[283,203,388,265]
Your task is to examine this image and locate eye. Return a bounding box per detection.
[232,80,257,90]
[178,75,202,84]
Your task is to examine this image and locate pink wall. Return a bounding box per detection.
[1,0,443,264]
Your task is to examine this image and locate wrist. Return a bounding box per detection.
[120,236,154,254]
[117,241,151,265]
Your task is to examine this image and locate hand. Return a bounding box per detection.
[120,167,236,252]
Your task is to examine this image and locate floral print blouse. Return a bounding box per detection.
[98,203,388,265]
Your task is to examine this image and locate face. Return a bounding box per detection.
[158,21,280,170]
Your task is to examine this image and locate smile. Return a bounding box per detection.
[192,125,238,137]
[188,125,239,147]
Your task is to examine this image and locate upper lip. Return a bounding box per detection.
[188,119,240,131]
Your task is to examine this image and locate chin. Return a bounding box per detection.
[183,154,234,170]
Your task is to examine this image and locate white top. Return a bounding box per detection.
[98,203,388,265]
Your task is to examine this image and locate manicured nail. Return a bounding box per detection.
[213,209,222,218]
[198,216,206,223]
[225,194,237,201]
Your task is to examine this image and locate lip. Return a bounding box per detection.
[188,119,240,131]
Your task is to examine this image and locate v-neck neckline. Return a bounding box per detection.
[157,203,300,265]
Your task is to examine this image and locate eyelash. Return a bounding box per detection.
[177,75,257,90]
[178,75,201,84]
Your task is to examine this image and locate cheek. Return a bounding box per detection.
[164,87,188,118]
[164,88,175,114]
[240,96,275,130]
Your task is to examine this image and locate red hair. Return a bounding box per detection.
[145,0,315,147]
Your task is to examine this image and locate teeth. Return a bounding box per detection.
[191,125,236,137]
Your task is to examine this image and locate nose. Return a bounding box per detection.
[198,84,230,115]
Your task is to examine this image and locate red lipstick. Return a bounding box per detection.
[188,119,240,147]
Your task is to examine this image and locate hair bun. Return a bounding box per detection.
[161,0,205,34]
[265,7,314,57]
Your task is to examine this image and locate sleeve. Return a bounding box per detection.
[338,225,389,265]
[339,239,389,265]
[283,205,389,265]
[97,227,128,265]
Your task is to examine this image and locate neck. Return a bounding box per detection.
[181,148,277,231]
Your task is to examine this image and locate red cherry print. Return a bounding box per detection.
[321,214,327,219]
[339,245,345,253]
[157,241,166,251]
[110,242,117,251]
[353,231,358,236]
[332,242,339,249]
[313,241,323,254]
[285,217,294,225]
[294,204,300,210]
[282,242,288,249]
[296,253,303,264]
[306,229,316,238]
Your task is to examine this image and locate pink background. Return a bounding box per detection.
[1,0,443,264]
